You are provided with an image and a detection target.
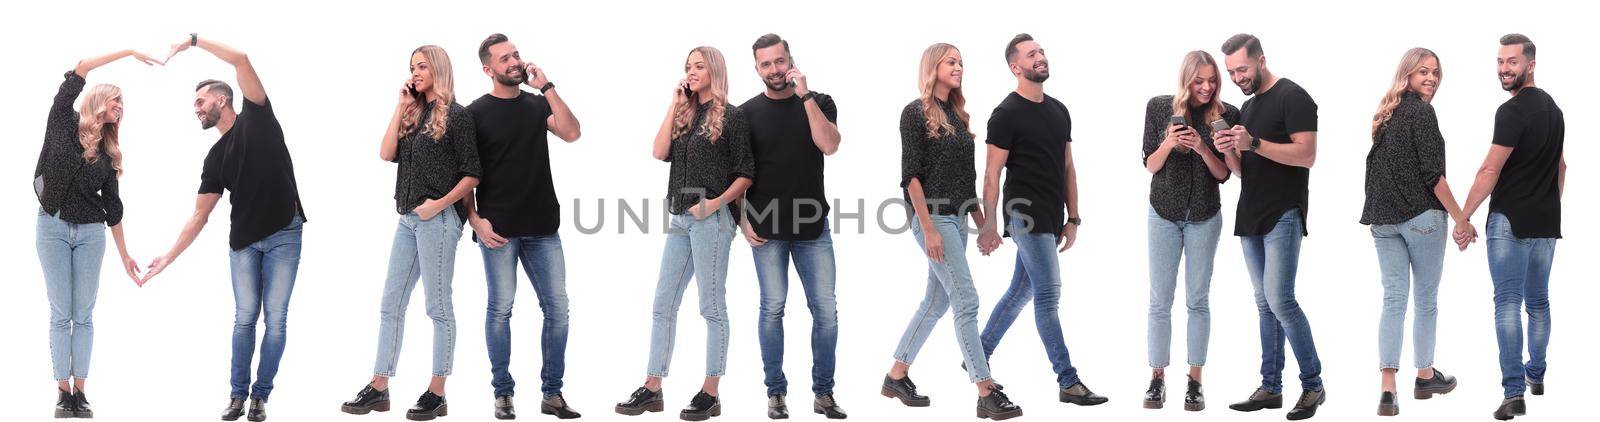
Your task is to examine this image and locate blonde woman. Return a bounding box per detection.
[615,46,752,421]
[35,48,159,419]
[1139,50,1237,412]
[342,45,480,421]
[1360,47,1465,416]
[879,43,1020,420]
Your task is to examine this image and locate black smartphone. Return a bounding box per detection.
[1169,115,1187,127]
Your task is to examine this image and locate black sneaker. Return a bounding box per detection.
[679,391,720,421]
[813,393,847,419]
[1143,378,1165,409]
[221,397,247,421]
[976,386,1022,420]
[406,391,448,421]
[1060,381,1109,406]
[1415,369,1458,399]
[1184,376,1205,411]
[1377,391,1398,417]
[1286,388,1325,421]
[493,395,515,420]
[880,375,930,407]
[1493,395,1526,420]
[616,387,664,416]
[55,389,75,419]
[767,395,788,419]
[541,394,581,419]
[247,397,266,422]
[341,384,392,415]
[1526,378,1543,396]
[1228,388,1283,412]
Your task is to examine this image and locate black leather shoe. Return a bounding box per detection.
[407,391,448,421]
[976,386,1022,420]
[813,393,847,419]
[55,389,75,419]
[222,397,247,421]
[246,398,266,422]
[1184,376,1205,411]
[1229,388,1283,412]
[1377,391,1398,416]
[1060,382,1109,406]
[69,391,93,418]
[880,375,930,407]
[679,391,720,421]
[1143,378,1165,409]
[767,395,788,419]
[341,384,391,415]
[541,394,581,419]
[493,395,515,420]
[1415,369,1457,399]
[1526,378,1543,396]
[1493,395,1526,420]
[1286,388,1325,421]
[616,387,664,416]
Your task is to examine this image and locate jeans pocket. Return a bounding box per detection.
[1406,219,1440,236]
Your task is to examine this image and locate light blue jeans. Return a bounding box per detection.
[228,216,303,399]
[892,214,991,383]
[1147,207,1222,369]
[647,210,737,377]
[1486,212,1556,398]
[979,211,1080,388]
[1370,209,1446,370]
[37,210,105,382]
[373,206,463,377]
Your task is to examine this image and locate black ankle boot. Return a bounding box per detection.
[341,384,391,415]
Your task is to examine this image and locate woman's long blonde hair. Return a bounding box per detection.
[1172,50,1224,128]
[918,43,970,138]
[401,45,455,141]
[77,84,123,177]
[671,46,730,142]
[1372,47,1440,139]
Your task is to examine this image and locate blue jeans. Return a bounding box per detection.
[228,216,303,399]
[1486,212,1555,398]
[1241,209,1322,393]
[482,234,570,398]
[893,214,991,383]
[753,219,839,396]
[37,210,105,382]
[647,211,736,377]
[1147,207,1221,368]
[374,206,463,377]
[979,211,1079,388]
[1371,209,1446,370]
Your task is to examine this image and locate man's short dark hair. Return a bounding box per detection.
[1004,33,1034,63]
[195,79,233,106]
[1500,33,1536,60]
[1221,33,1264,59]
[751,33,790,58]
[479,33,510,65]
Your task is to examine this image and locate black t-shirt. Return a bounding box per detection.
[1489,87,1564,239]
[198,97,307,251]
[986,92,1071,238]
[469,91,560,238]
[739,91,837,241]
[1235,78,1316,237]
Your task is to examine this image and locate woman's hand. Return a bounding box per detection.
[122,254,143,286]
[131,51,164,66]
[923,226,946,264]
[415,198,445,221]
[672,78,690,108]
[690,197,721,220]
[398,78,417,109]
[1453,219,1478,251]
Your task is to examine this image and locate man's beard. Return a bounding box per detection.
[1023,67,1049,83]
[1239,76,1261,96]
[495,67,525,86]
[763,72,789,91]
[200,106,221,130]
[1501,71,1527,92]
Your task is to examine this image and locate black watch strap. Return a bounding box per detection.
[1250,135,1261,151]
[800,91,816,103]
[1067,217,1082,226]
[190,33,198,46]
[539,82,555,94]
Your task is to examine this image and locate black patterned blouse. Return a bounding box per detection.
[393,102,481,217]
[35,70,122,226]
[1141,95,1237,222]
[1361,91,1446,225]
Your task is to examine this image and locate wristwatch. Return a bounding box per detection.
[1066,217,1082,226]
[539,82,555,94]
[800,91,816,103]
[1249,135,1261,151]
[190,33,198,46]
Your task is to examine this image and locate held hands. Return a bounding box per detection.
[786,68,809,96]
[1452,219,1478,251]
[977,227,1003,256]
[470,216,508,249]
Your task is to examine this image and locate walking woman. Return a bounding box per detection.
[1361,47,1465,416]
[614,46,753,422]
[36,48,160,418]
[341,45,480,422]
[1139,50,1236,412]
[879,43,1021,420]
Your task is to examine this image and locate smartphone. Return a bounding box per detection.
[1169,115,1187,127]
[1209,119,1231,133]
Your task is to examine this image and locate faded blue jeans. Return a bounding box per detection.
[228,216,303,400]
[1486,212,1555,398]
[482,234,569,398]
[892,214,991,383]
[37,209,105,382]
[1147,207,1222,369]
[753,219,838,396]
[647,210,737,378]
[1370,209,1446,370]
[373,206,463,377]
[1242,209,1322,393]
[979,211,1080,388]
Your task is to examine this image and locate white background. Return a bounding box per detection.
[1,0,1593,421]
